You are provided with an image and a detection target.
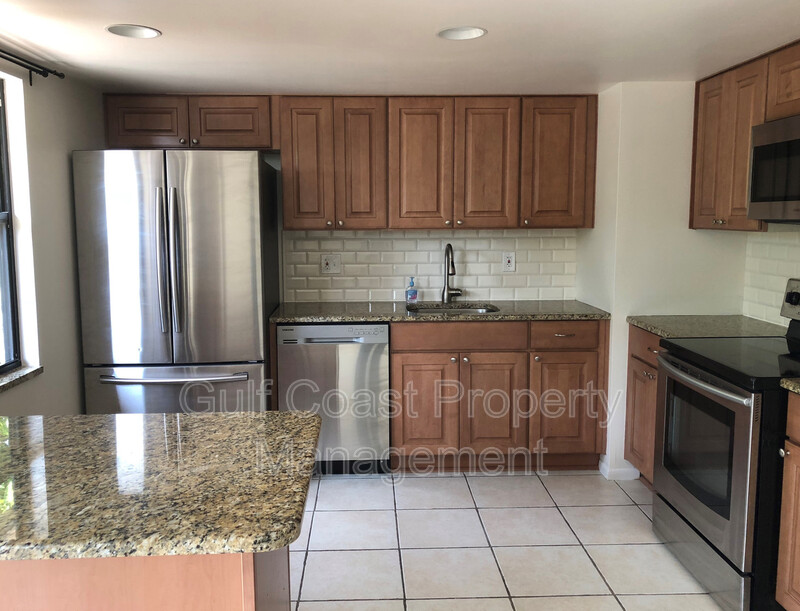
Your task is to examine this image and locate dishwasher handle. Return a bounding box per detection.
[303,337,365,344]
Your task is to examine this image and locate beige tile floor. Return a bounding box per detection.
[291,472,724,610]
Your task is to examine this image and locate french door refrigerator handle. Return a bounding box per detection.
[155,187,170,333]
[98,372,249,385]
[657,356,753,408]
[168,186,184,334]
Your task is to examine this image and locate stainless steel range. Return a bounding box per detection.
[653,279,800,611]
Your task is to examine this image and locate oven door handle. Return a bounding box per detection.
[657,356,753,408]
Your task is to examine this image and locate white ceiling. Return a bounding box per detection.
[1,0,799,94]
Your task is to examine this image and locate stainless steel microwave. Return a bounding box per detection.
[748,114,800,222]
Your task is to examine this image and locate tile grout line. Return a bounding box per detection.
[538,474,625,610]
[463,473,517,611]
[294,480,321,610]
[391,474,409,610]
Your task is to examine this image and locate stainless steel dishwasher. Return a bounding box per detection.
[276,324,389,473]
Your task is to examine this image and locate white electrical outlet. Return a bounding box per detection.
[502,251,516,272]
[320,253,341,274]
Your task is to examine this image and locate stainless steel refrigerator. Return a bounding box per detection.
[72,150,279,414]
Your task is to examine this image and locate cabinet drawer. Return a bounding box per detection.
[529,321,599,350]
[628,324,663,368]
[788,392,800,444]
[391,322,528,352]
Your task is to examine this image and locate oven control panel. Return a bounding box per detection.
[781,278,800,321]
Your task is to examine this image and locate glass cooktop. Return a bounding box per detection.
[659,335,800,391]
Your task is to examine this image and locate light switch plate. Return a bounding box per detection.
[781,278,800,320]
[502,251,516,272]
[320,253,341,275]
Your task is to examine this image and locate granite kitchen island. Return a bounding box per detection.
[0,411,320,611]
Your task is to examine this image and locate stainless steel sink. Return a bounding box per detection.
[406,302,500,315]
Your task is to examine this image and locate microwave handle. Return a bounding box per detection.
[657,356,753,408]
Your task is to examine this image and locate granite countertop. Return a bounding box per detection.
[270,300,610,323]
[781,379,800,395]
[626,315,787,339]
[0,411,320,560]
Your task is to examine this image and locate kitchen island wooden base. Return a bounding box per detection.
[1,547,290,611]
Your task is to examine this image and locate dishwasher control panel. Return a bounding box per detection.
[277,324,389,345]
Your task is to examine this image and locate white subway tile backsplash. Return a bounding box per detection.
[282,229,578,302]
[743,228,800,326]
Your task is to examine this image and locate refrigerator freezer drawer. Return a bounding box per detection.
[84,364,266,414]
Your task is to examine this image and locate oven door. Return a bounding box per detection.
[654,355,760,573]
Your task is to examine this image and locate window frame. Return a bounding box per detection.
[0,80,21,374]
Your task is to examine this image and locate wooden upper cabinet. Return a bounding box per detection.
[105,95,190,149]
[388,97,454,229]
[691,59,766,231]
[391,352,460,454]
[520,96,597,228]
[453,97,520,228]
[692,74,727,229]
[333,97,388,229]
[105,94,272,149]
[459,352,528,453]
[530,350,599,454]
[767,41,800,121]
[280,97,336,230]
[188,96,271,149]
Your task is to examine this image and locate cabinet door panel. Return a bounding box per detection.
[460,352,528,453]
[722,60,767,231]
[334,97,388,229]
[777,439,800,611]
[188,96,271,149]
[280,97,335,230]
[105,95,189,149]
[389,98,454,229]
[454,97,520,228]
[520,97,590,228]
[391,353,460,454]
[767,42,800,121]
[624,357,658,482]
[691,75,726,229]
[530,351,599,454]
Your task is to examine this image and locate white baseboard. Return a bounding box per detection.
[599,454,641,481]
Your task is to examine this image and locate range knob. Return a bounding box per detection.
[786,291,800,306]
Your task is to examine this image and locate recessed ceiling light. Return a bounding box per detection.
[106,24,162,39]
[437,26,487,41]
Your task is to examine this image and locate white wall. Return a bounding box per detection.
[743,225,800,326]
[578,82,749,479]
[283,228,578,302]
[0,68,103,416]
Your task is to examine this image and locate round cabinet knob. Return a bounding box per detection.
[179,138,186,144]
[780,448,790,458]
[462,356,469,363]
[534,356,541,362]
[456,220,463,225]
[444,220,452,226]
[326,221,333,227]
[191,138,199,145]
[786,291,800,306]
[523,219,530,226]
[337,220,344,227]
[450,357,457,363]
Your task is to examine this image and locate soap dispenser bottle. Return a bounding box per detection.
[406,277,418,304]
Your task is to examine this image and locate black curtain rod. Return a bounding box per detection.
[0,47,65,85]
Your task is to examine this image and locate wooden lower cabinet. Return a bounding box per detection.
[778,438,800,611]
[530,351,599,454]
[390,352,460,454]
[459,352,528,453]
[624,358,658,482]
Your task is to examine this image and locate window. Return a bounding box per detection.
[0,81,20,373]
